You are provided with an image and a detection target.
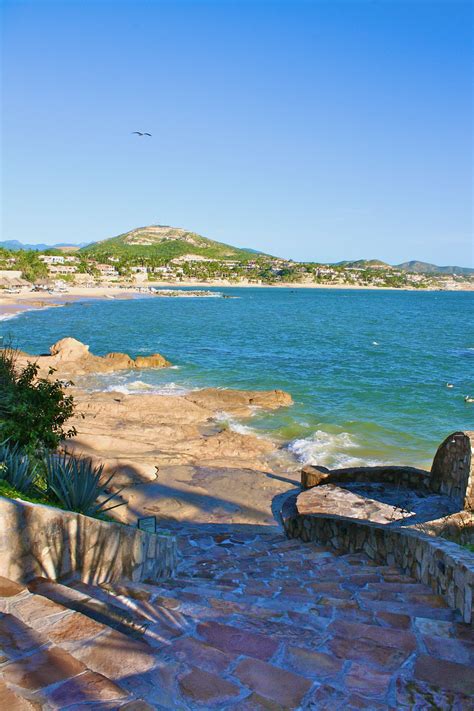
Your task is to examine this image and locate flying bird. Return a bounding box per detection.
[132,131,152,136]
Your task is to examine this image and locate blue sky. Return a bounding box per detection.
[1,0,472,265]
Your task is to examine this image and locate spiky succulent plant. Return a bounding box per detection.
[43,453,123,516]
[0,441,38,493]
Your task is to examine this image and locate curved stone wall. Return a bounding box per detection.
[301,431,474,514]
[282,495,474,624]
[301,465,430,491]
[430,431,474,509]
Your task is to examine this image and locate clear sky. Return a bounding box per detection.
[1,0,472,265]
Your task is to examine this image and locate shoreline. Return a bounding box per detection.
[1,279,472,321]
[0,286,145,320]
[66,385,301,527]
[12,336,302,526]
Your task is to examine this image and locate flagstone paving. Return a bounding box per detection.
[0,526,473,709]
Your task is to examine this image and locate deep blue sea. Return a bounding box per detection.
[2,288,473,469]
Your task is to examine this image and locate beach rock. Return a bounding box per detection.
[17,340,171,378]
[62,386,299,525]
[187,388,293,416]
[301,465,331,489]
[50,337,90,360]
[104,352,136,369]
[135,354,170,368]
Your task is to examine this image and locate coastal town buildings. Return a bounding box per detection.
[0,238,473,291]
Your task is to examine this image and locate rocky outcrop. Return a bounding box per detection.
[17,338,296,525]
[187,388,293,416]
[104,352,136,368]
[17,338,171,377]
[134,353,170,368]
[50,337,91,360]
[62,385,297,526]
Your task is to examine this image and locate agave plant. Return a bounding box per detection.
[44,453,123,516]
[0,442,8,481]
[0,441,38,493]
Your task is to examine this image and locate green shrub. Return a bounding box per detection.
[0,347,76,452]
[0,441,38,493]
[44,453,123,516]
[15,250,48,282]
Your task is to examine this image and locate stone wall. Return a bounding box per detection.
[282,496,474,624]
[301,430,474,515]
[428,511,474,546]
[430,431,474,509]
[0,496,177,585]
[301,465,430,491]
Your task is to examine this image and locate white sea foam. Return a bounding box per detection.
[215,411,258,436]
[101,381,189,396]
[288,429,385,468]
[119,380,153,391]
[0,313,18,322]
[0,304,65,322]
[0,307,48,321]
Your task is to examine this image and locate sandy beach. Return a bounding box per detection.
[0,285,146,320]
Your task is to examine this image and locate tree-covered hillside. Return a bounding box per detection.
[395,261,474,275]
[80,225,268,263]
[333,259,391,269]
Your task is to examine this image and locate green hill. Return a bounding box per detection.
[81,225,268,263]
[396,261,474,275]
[333,259,391,269]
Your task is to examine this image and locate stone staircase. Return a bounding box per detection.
[1,527,473,709]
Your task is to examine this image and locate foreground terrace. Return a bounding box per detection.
[0,341,473,708]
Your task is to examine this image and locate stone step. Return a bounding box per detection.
[31,579,326,707]
[102,575,456,648]
[97,575,461,674]
[28,577,150,639]
[103,580,311,623]
[164,575,456,624]
[2,518,474,711]
[0,576,142,709]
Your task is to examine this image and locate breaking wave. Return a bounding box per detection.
[100,380,190,396]
[215,411,259,437]
[0,313,18,321]
[288,429,386,468]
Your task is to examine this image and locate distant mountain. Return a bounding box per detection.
[395,261,474,275]
[0,240,91,251]
[333,258,473,275]
[333,259,391,269]
[2,233,472,274]
[81,225,269,261]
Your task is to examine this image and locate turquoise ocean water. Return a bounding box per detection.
[2,288,473,469]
